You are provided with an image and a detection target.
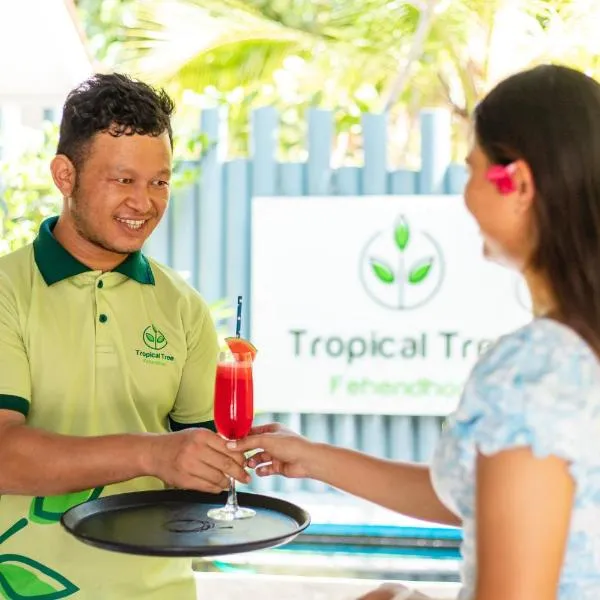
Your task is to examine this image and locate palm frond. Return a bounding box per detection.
[172,38,307,91]
[113,0,422,82]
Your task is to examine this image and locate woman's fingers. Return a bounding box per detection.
[256,462,276,477]
[247,451,272,468]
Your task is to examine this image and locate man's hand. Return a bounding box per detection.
[144,428,250,493]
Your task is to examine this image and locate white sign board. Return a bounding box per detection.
[251,196,531,416]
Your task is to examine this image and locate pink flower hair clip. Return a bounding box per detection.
[486,162,517,194]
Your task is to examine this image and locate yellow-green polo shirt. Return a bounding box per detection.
[0,216,218,600]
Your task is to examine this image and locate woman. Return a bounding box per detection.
[232,64,600,600]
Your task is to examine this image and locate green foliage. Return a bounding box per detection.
[0,124,61,255]
[74,0,133,64]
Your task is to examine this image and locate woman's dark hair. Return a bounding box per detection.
[474,64,600,354]
[56,73,175,170]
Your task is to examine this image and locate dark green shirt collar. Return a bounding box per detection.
[33,216,155,286]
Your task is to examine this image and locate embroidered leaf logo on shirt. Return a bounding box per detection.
[29,488,104,525]
[0,554,79,599]
[143,325,168,350]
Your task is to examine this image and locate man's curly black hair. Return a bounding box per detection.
[56,73,175,170]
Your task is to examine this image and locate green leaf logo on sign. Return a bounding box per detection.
[143,325,168,350]
[0,554,79,599]
[370,259,395,284]
[360,215,444,310]
[408,257,434,284]
[394,218,410,251]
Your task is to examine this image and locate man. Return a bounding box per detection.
[0,73,248,599]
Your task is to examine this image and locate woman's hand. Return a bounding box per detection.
[227,423,317,479]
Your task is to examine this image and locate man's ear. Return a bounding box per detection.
[50,155,77,198]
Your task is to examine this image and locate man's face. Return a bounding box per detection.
[66,131,172,255]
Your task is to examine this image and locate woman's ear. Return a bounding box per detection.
[486,160,535,213]
[511,159,536,214]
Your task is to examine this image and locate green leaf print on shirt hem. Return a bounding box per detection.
[0,522,28,547]
[29,488,104,525]
[0,554,79,599]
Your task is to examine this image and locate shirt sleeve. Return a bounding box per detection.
[452,319,597,471]
[169,291,219,427]
[0,274,31,416]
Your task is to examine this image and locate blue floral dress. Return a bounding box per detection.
[431,318,600,600]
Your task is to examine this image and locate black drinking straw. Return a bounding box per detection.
[235,296,243,338]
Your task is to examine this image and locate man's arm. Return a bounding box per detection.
[0,409,249,496]
[168,292,219,429]
[0,280,247,496]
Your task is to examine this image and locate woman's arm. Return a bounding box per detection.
[307,444,460,526]
[234,424,460,526]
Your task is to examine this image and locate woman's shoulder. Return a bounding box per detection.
[452,318,600,456]
[473,318,597,387]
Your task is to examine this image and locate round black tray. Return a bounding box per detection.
[61,489,310,557]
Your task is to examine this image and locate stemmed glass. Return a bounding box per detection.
[207,349,255,521]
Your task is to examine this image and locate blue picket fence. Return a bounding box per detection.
[144,106,468,496]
